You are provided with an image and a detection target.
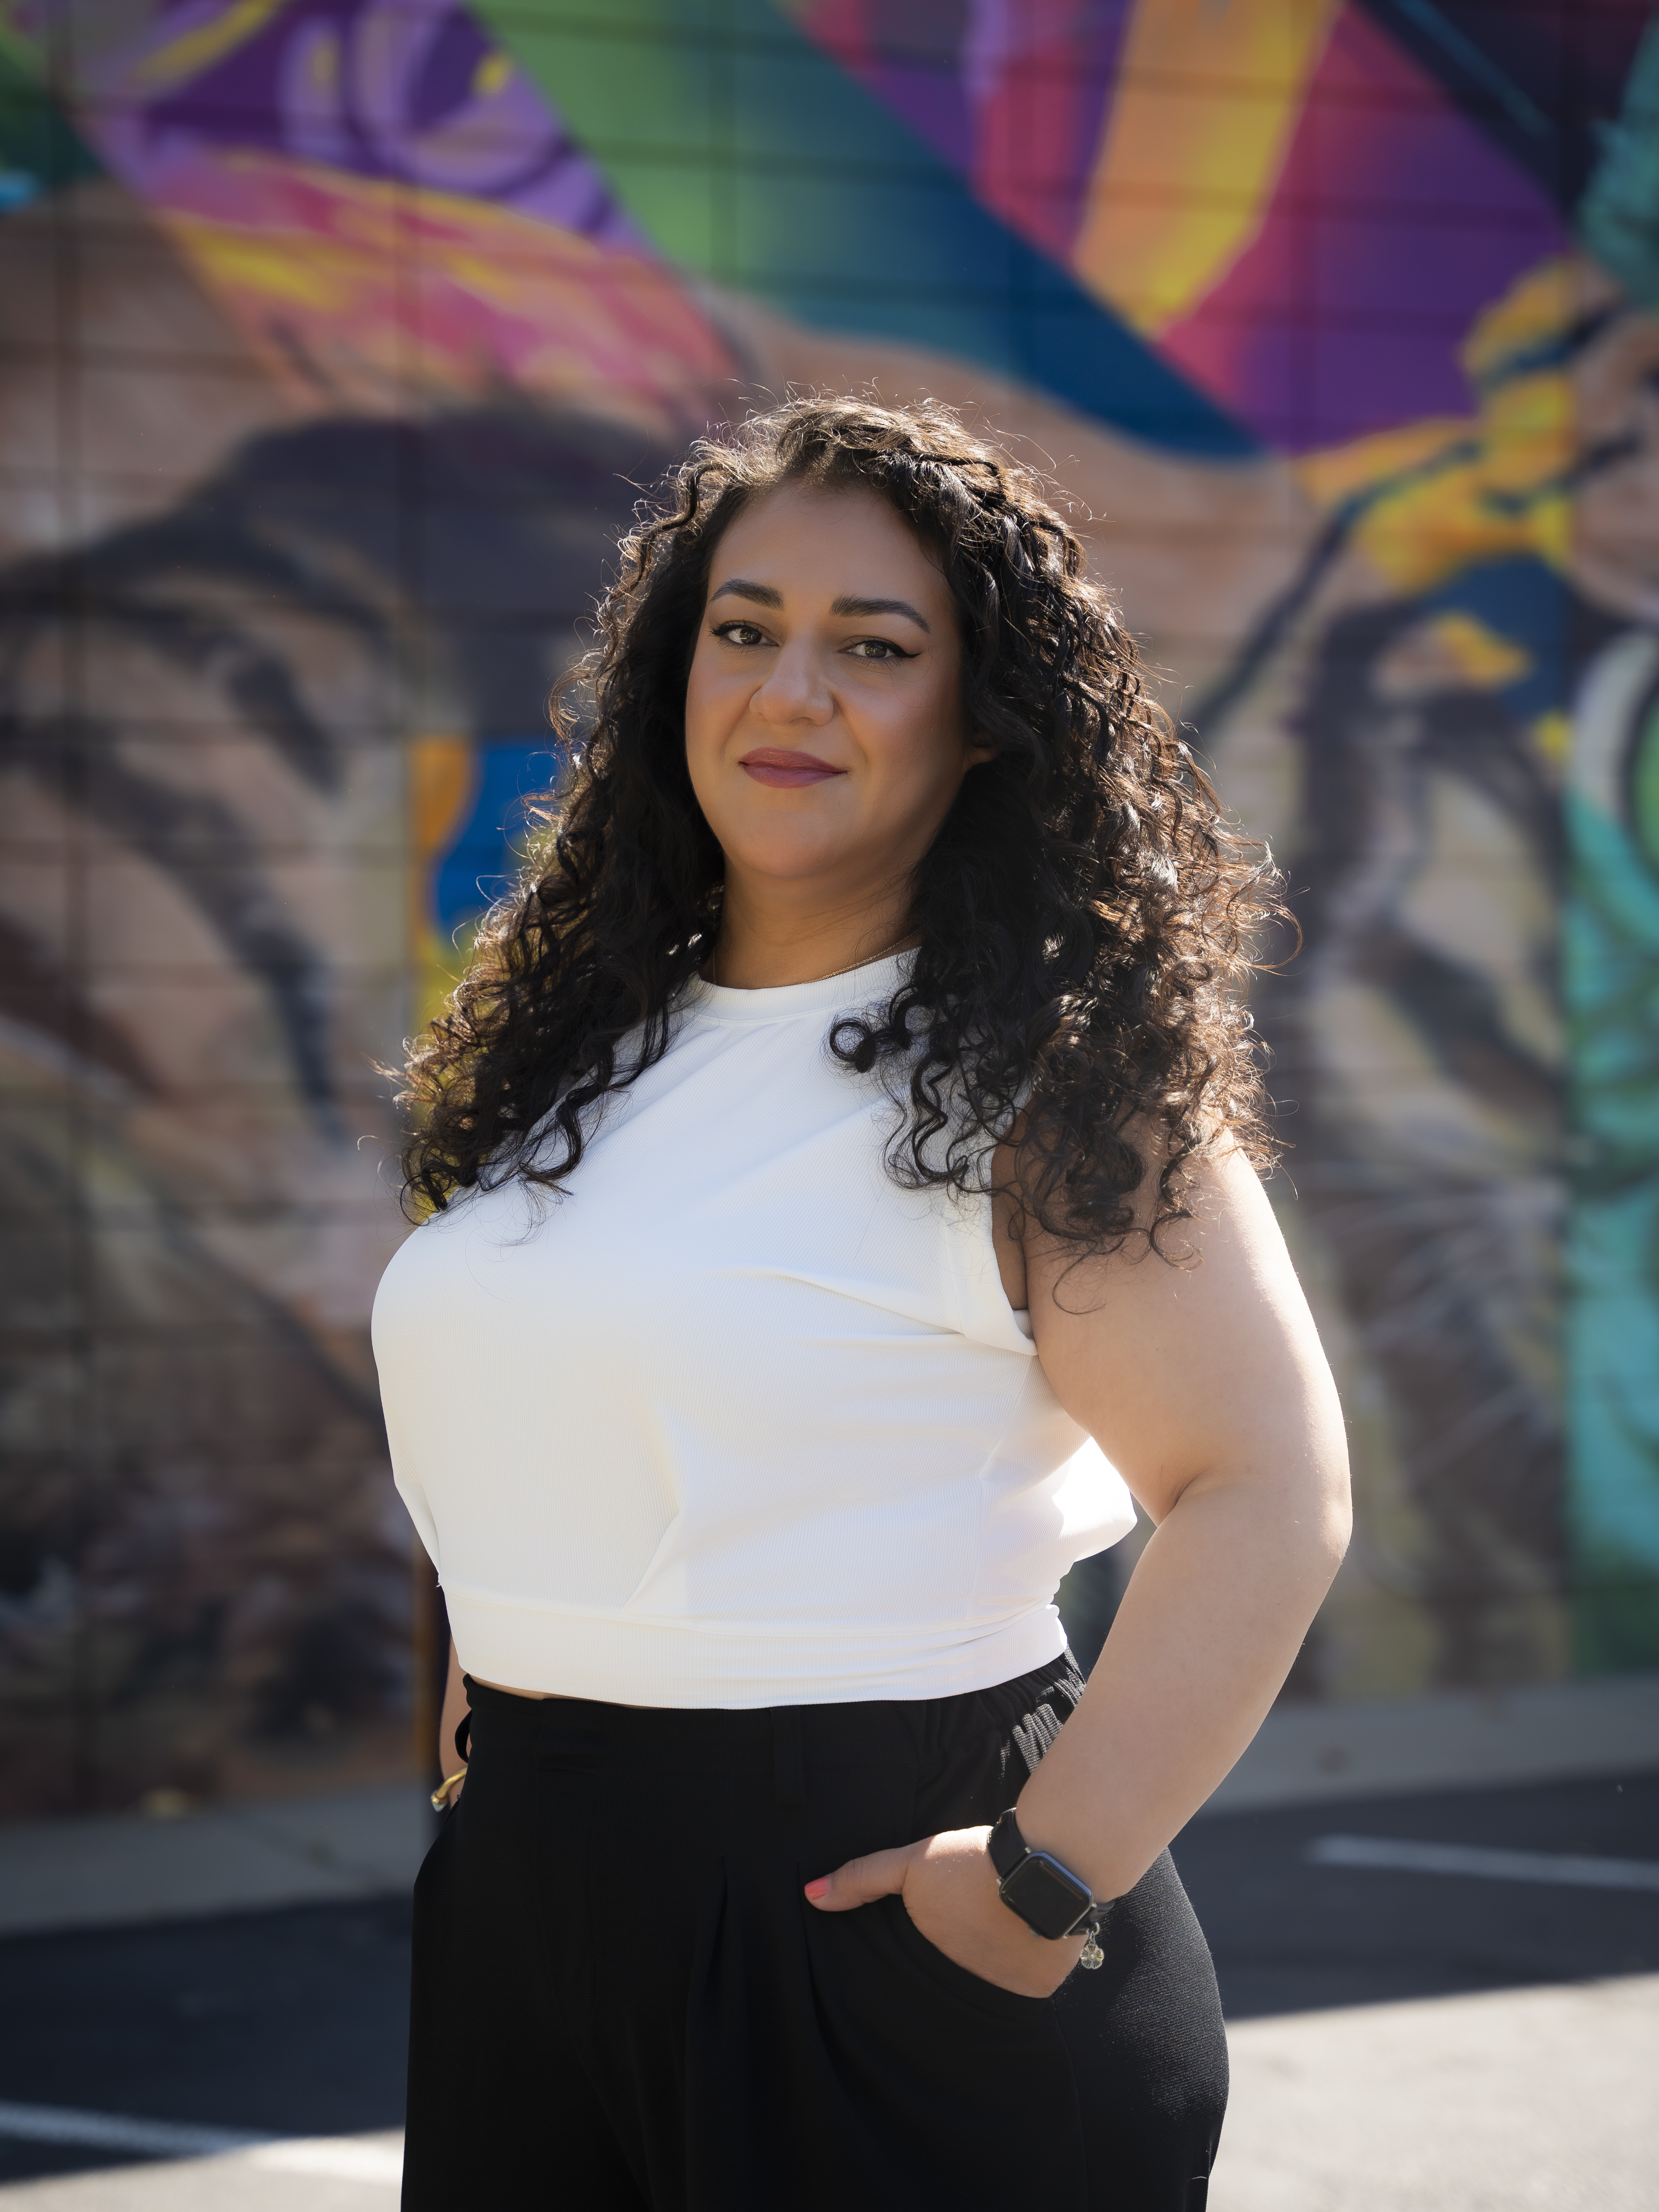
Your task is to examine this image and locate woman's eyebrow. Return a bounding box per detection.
[709,577,782,609]
[831,594,930,632]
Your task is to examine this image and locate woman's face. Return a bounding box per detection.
[684,483,986,909]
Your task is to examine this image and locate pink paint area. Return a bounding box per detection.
[138,147,735,425]
[740,750,846,788]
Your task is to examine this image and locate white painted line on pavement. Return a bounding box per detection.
[1306,1835,1659,1890]
[0,2104,261,2159]
[0,2101,400,2183]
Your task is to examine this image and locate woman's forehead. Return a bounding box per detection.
[707,481,948,599]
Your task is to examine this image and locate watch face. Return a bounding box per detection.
[1000,1851,1093,1941]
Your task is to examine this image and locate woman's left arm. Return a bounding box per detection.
[1012,1141,1351,1899]
[806,1143,1351,1993]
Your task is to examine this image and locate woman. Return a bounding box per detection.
[374,398,1350,2210]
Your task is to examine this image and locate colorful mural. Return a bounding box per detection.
[0,0,1654,1816]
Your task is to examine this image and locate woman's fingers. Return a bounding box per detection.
[804,1842,917,1910]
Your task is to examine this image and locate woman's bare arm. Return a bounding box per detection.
[807,1142,1350,1992]
[1011,1142,1351,1900]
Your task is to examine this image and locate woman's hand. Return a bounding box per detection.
[434,1638,470,1808]
[805,1827,1086,1998]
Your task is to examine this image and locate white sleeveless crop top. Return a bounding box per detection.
[371,953,1135,1707]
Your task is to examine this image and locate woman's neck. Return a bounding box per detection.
[708,880,914,991]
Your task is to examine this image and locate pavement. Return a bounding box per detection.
[0,1786,431,1941]
[0,2140,406,2209]
[0,1766,1654,2208]
[1216,1975,1659,2212]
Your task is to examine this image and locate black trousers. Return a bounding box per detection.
[404,1655,1227,2210]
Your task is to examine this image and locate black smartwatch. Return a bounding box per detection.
[988,1809,1104,1954]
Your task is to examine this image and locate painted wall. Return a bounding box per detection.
[0,0,1654,1818]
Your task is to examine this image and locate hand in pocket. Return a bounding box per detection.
[804,1826,1085,1997]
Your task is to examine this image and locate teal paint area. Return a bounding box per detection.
[0,44,100,208]
[1566,750,1659,1670]
[1579,14,1659,312]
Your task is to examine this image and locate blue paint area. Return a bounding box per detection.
[431,741,562,939]
[1422,557,1572,722]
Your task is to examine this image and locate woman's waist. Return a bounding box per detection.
[441,1580,1060,1650]
[442,1582,1073,1710]
[461,1648,1083,1766]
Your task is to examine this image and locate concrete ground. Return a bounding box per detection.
[0,1769,1654,2208]
[1217,1974,1659,2212]
[0,2139,404,2208]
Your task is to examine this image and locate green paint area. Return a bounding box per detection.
[469,0,1259,460]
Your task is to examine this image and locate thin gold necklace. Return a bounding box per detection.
[708,933,911,990]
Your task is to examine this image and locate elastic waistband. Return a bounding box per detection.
[462,1652,1083,1794]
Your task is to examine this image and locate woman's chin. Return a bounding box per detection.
[715,827,869,887]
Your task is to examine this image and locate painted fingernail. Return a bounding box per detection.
[804,1877,830,1900]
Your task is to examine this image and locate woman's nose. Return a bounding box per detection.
[752,643,833,725]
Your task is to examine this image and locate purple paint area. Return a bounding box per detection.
[801,0,1133,260]
[962,0,1133,243]
[867,48,974,176]
[1313,200,1563,323]
[1308,320,1480,448]
[64,0,641,246]
[1160,7,1571,449]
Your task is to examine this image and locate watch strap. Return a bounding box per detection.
[988,1806,1029,1883]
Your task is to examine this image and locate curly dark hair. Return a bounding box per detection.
[398,396,1280,1251]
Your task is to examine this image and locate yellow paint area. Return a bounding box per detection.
[1293,258,1579,595]
[408,735,478,1032]
[1531,710,1571,768]
[137,0,290,89]
[1293,415,1481,511]
[473,49,514,100]
[1073,0,1340,333]
[1422,612,1532,692]
[305,30,339,91]
[411,735,474,867]
[164,215,366,316]
[1462,259,1579,386]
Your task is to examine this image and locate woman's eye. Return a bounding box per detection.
[713,621,767,647]
[846,638,910,662]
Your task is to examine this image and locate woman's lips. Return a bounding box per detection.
[739,748,845,788]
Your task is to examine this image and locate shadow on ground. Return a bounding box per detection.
[1174,1769,1659,2018]
[0,1895,411,2185]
